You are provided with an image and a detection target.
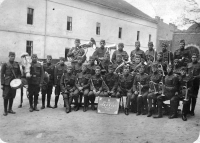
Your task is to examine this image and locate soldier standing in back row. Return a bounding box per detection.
[41,55,54,109]
[130,41,146,63]
[111,43,129,63]
[53,57,67,108]
[174,39,191,67]
[1,52,21,116]
[187,53,200,116]
[28,54,44,112]
[161,42,173,65]
[145,42,157,64]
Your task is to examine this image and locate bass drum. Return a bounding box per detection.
[10,79,22,89]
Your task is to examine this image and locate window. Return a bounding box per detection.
[26,41,33,56]
[67,17,72,31]
[149,34,151,42]
[119,27,122,39]
[137,31,140,41]
[27,8,34,25]
[96,22,100,35]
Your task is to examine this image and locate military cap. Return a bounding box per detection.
[100,39,105,43]
[192,53,198,57]
[148,41,153,45]
[75,38,80,43]
[135,54,141,58]
[32,54,37,58]
[118,43,124,47]
[9,52,15,56]
[181,66,187,71]
[167,64,173,68]
[95,65,101,70]
[47,55,52,59]
[161,42,168,47]
[108,64,114,69]
[180,39,185,44]
[59,57,65,60]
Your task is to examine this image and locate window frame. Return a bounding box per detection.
[26,40,33,56]
[96,22,101,35]
[27,7,34,25]
[118,27,122,39]
[137,31,140,41]
[67,16,72,31]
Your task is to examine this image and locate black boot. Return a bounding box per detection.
[29,96,34,112]
[83,96,88,112]
[125,108,129,115]
[168,113,178,119]
[64,98,70,113]
[74,97,79,111]
[8,98,16,114]
[190,97,196,116]
[182,114,187,121]
[90,97,96,110]
[41,94,45,109]
[153,106,163,118]
[53,95,59,109]
[34,96,39,111]
[147,108,152,117]
[3,99,8,116]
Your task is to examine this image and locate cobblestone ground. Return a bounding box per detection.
[0,87,200,143]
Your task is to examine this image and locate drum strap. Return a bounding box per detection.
[6,62,17,78]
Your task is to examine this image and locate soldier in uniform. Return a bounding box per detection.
[161,42,173,65]
[174,39,191,67]
[116,65,134,115]
[67,38,86,69]
[86,56,96,75]
[92,39,110,73]
[41,55,54,109]
[145,42,157,64]
[1,52,21,116]
[130,41,146,62]
[103,64,119,98]
[28,54,44,112]
[187,53,200,116]
[173,59,182,78]
[111,43,129,63]
[154,64,179,119]
[88,66,104,110]
[155,52,167,76]
[73,56,83,75]
[179,67,193,121]
[130,55,148,75]
[74,63,91,112]
[133,65,149,116]
[113,54,124,74]
[60,65,77,113]
[53,57,67,108]
[147,62,162,117]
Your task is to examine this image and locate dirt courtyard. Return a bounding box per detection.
[0,87,200,143]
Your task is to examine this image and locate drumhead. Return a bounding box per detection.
[10,79,22,89]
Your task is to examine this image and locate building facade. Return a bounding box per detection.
[0,0,157,62]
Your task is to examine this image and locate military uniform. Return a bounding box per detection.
[60,65,77,113]
[112,54,124,74]
[41,55,55,109]
[147,63,162,117]
[187,55,200,115]
[130,49,146,62]
[133,68,149,115]
[53,57,67,108]
[28,54,44,112]
[67,39,86,68]
[103,65,119,98]
[174,40,191,67]
[74,63,91,112]
[145,49,156,64]
[1,52,21,115]
[154,65,179,118]
[117,66,134,115]
[86,56,96,76]
[112,50,128,64]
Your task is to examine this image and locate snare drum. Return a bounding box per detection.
[10,79,22,89]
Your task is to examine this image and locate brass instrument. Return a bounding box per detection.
[138,82,142,97]
[158,64,165,77]
[149,81,158,94]
[182,81,189,101]
[159,82,165,96]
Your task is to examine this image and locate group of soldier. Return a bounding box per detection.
[1,38,200,122]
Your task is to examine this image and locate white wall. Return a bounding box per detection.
[0,0,157,62]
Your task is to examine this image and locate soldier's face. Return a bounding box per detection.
[162,46,167,51]
[118,45,123,51]
[157,54,162,60]
[167,67,172,73]
[174,61,178,66]
[95,69,101,75]
[100,42,105,48]
[135,43,140,49]
[82,66,87,72]
[60,60,64,64]
[123,69,129,74]
[135,58,141,64]
[78,59,82,64]
[181,70,186,76]
[139,67,145,73]
[89,59,94,64]
[148,44,153,49]
[32,57,37,62]
[179,42,185,49]
[108,69,114,73]
[47,58,52,63]
[192,56,197,62]
[152,67,157,73]
[75,41,80,47]
[67,68,72,73]
[9,55,15,62]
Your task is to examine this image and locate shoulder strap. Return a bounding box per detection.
[7,62,17,78]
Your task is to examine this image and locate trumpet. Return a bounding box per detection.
[159,82,165,96]
[138,82,142,97]
[158,64,165,77]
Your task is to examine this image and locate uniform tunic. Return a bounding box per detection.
[111,50,129,63]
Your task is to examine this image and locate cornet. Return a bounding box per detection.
[158,64,165,77]
[149,81,158,94]
[159,82,165,96]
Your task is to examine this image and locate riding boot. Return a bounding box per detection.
[3,99,8,116]
[74,97,79,111]
[47,94,53,108]
[190,97,196,116]
[163,103,170,115]
[83,96,88,112]
[34,96,39,111]
[29,96,34,112]
[68,97,72,112]
[8,98,15,114]
[90,96,96,110]
[147,108,152,117]
[153,101,163,118]
[64,98,70,113]
[79,93,83,108]
[41,94,45,109]
[53,95,59,108]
